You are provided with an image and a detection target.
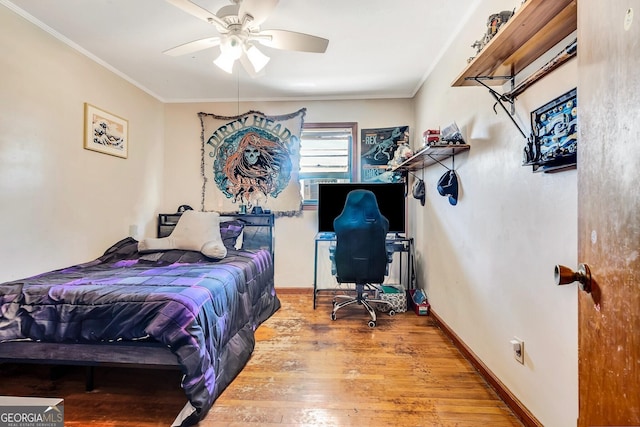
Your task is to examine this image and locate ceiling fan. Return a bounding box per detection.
[164,0,329,76]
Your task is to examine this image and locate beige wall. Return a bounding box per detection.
[411,1,578,425]
[0,6,164,282]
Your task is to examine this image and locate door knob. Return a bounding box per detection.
[554,264,592,293]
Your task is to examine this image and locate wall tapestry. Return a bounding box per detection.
[199,109,305,216]
[361,126,410,182]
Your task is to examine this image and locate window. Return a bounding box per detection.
[299,123,357,207]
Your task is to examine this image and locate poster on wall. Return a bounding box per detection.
[360,126,409,182]
[199,109,306,216]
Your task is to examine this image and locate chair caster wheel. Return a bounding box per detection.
[388,310,396,317]
[368,320,376,328]
[331,312,337,321]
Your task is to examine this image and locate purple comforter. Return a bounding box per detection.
[0,237,280,426]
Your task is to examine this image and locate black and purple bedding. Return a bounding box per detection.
[0,237,280,426]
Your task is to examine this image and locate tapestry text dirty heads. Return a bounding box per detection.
[200,109,305,216]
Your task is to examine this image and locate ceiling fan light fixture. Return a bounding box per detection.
[220,35,243,60]
[214,34,244,73]
[213,51,236,73]
[166,0,328,75]
[245,45,270,73]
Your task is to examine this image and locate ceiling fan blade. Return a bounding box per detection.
[166,0,228,29]
[257,30,328,53]
[239,0,279,27]
[163,37,222,56]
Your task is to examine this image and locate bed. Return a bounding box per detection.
[0,211,280,426]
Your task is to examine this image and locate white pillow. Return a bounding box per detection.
[138,210,227,259]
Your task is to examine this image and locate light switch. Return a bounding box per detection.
[510,338,524,364]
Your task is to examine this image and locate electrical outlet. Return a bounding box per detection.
[510,338,524,364]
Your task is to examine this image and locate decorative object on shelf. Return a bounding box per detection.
[421,123,465,147]
[199,108,306,216]
[437,170,459,206]
[83,103,128,159]
[422,128,441,146]
[360,126,409,182]
[388,131,413,168]
[177,204,193,212]
[524,88,577,173]
[486,9,515,40]
[469,10,515,61]
[440,122,466,145]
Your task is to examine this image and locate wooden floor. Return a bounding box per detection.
[0,291,523,427]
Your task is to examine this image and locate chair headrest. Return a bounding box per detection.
[343,190,379,219]
[334,189,389,232]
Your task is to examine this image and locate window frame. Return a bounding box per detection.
[300,122,358,210]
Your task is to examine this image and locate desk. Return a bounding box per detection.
[313,232,414,309]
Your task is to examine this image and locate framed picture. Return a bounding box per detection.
[360,126,409,182]
[524,88,577,172]
[83,103,128,158]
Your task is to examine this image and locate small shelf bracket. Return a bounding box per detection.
[426,149,456,171]
[468,76,527,139]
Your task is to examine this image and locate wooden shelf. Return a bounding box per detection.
[452,0,577,87]
[392,145,470,171]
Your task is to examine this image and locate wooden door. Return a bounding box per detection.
[577,1,640,425]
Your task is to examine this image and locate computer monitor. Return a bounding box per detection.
[317,182,406,234]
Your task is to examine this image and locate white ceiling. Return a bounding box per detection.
[3,0,479,102]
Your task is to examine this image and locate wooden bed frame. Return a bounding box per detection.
[0,341,179,368]
[0,340,181,390]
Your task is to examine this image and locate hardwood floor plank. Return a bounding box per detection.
[0,291,523,426]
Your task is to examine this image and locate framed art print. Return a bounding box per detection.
[524,88,577,172]
[83,103,128,158]
[360,125,409,182]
